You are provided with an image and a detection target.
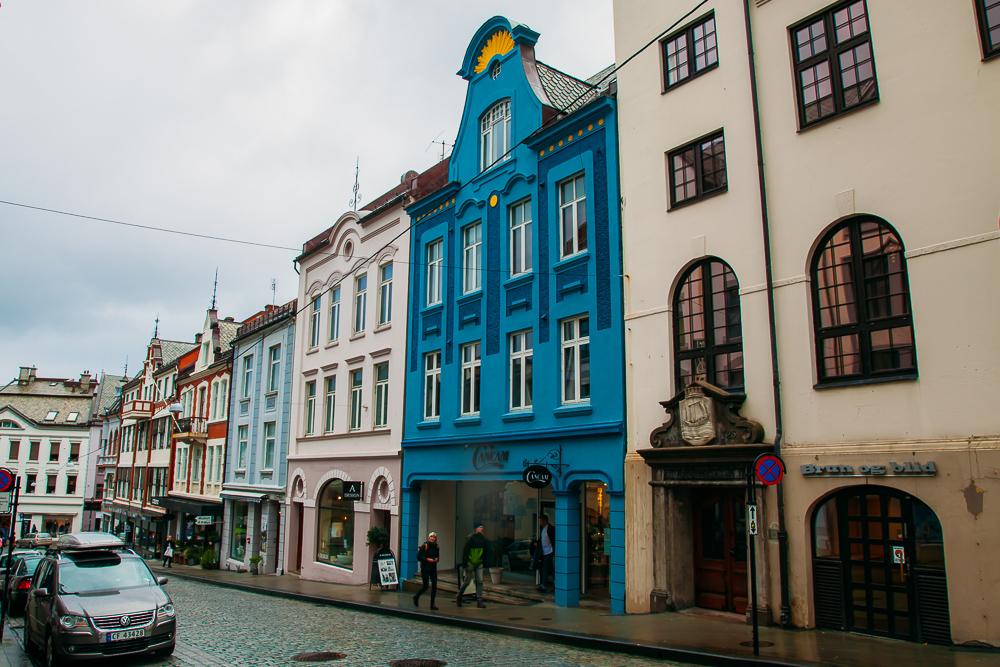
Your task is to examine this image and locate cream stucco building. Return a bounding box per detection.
[615,0,999,647]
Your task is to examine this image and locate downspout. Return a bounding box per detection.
[743,0,791,627]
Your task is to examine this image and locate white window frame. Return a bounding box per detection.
[558,173,588,259]
[211,380,220,420]
[304,380,316,436]
[176,445,188,482]
[462,222,483,294]
[328,286,341,342]
[236,425,248,470]
[426,240,443,306]
[480,99,511,171]
[218,378,228,419]
[267,344,281,393]
[242,354,254,399]
[561,315,591,404]
[510,330,533,411]
[324,376,336,433]
[510,200,532,276]
[424,351,441,421]
[191,446,202,483]
[349,369,364,431]
[354,274,368,334]
[262,422,276,471]
[461,342,482,416]
[378,262,393,326]
[373,362,389,428]
[309,295,321,347]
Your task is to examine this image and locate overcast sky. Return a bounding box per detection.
[0,1,613,382]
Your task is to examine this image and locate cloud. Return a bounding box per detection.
[0,0,613,380]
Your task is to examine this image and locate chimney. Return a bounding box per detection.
[80,371,92,393]
[195,333,202,343]
[17,366,36,386]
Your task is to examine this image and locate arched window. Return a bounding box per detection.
[316,479,355,570]
[811,217,916,384]
[480,99,511,171]
[673,258,743,391]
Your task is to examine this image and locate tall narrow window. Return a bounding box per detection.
[790,1,877,128]
[561,316,591,404]
[69,442,80,463]
[328,286,341,342]
[510,330,533,411]
[354,274,368,333]
[349,369,363,431]
[236,424,248,469]
[211,381,220,419]
[480,99,511,171]
[373,362,389,428]
[977,0,1000,58]
[29,441,39,461]
[242,355,254,398]
[267,345,281,393]
[324,376,336,433]
[674,258,744,391]
[811,217,916,384]
[309,295,321,347]
[510,200,532,276]
[191,447,202,484]
[668,131,727,207]
[262,422,276,470]
[662,12,718,89]
[218,378,228,419]
[304,381,316,436]
[66,474,77,495]
[463,222,483,294]
[8,441,19,461]
[378,263,393,326]
[424,352,441,420]
[559,174,588,258]
[426,240,443,306]
[49,441,60,462]
[461,342,482,416]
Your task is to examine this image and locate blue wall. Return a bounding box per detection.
[401,17,626,613]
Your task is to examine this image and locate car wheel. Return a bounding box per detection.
[45,632,63,667]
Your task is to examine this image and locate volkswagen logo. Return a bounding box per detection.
[119,615,131,627]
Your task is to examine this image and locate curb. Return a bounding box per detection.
[154,567,807,667]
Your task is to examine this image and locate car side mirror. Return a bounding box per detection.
[157,577,168,586]
[34,587,49,597]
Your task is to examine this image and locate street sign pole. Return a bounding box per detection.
[0,478,20,643]
[746,464,759,657]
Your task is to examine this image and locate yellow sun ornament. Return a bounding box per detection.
[474,30,515,74]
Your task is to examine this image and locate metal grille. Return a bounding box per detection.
[916,569,952,645]
[813,559,846,629]
[92,609,154,630]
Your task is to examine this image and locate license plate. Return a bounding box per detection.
[107,628,146,642]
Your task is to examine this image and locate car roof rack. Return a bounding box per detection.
[53,532,125,551]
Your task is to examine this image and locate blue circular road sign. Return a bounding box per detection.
[0,468,13,493]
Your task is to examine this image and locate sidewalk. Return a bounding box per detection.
[0,624,31,667]
[148,562,998,667]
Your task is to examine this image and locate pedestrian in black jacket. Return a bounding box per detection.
[413,531,440,610]
[532,514,555,593]
[456,522,491,608]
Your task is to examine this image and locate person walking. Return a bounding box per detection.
[456,522,491,608]
[162,535,175,568]
[533,514,556,593]
[413,531,440,610]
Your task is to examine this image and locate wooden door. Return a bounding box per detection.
[693,489,748,613]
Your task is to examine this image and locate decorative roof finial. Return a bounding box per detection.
[350,157,362,212]
[210,268,219,310]
[153,314,159,339]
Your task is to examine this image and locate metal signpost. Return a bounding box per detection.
[0,468,19,642]
[746,453,784,657]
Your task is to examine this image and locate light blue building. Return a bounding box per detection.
[400,17,626,612]
[221,300,297,574]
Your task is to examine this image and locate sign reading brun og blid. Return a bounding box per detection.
[800,461,937,477]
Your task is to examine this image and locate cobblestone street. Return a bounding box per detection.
[6,577,689,667]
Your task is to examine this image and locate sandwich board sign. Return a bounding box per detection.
[376,553,398,588]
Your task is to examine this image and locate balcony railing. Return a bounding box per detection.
[122,399,154,419]
[173,417,208,438]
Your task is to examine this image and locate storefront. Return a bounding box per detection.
[401,436,624,611]
[155,495,223,559]
[221,490,284,574]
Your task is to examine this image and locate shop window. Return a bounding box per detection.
[230,502,248,561]
[673,258,744,391]
[316,480,355,570]
[810,217,916,385]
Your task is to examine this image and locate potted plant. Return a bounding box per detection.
[366,526,388,549]
[200,548,219,570]
[249,554,263,575]
[183,545,202,565]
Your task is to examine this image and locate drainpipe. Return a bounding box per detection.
[743,0,791,627]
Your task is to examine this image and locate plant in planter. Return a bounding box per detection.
[183,545,202,565]
[248,554,263,575]
[366,526,389,549]
[200,548,219,570]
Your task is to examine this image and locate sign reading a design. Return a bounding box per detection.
[522,465,553,489]
[472,445,509,471]
[342,481,364,501]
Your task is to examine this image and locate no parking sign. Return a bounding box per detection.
[754,454,785,486]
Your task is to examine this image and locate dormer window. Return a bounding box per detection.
[45,411,58,421]
[67,412,79,423]
[480,99,511,171]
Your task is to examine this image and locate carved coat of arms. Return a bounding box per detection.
[679,386,716,445]
[648,380,764,448]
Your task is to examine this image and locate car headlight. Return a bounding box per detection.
[157,603,175,619]
[59,615,88,630]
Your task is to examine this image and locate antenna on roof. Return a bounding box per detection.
[426,131,453,161]
[270,278,277,306]
[210,268,219,310]
[123,354,128,379]
[350,157,362,212]
[153,314,159,339]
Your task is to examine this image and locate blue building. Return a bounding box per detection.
[221,300,297,574]
[400,17,625,612]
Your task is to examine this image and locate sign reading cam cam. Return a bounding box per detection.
[522,465,553,489]
[800,461,937,478]
[649,380,764,448]
[473,445,509,471]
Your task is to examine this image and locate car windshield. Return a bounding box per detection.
[57,553,157,594]
[17,556,42,576]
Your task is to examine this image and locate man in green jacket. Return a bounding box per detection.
[456,522,491,608]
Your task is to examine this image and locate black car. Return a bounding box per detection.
[502,539,534,571]
[6,552,45,614]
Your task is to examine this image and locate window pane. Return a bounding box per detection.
[800,61,835,123]
[671,148,697,203]
[692,17,718,72]
[664,34,689,85]
[795,19,827,61]
[839,42,876,108]
[833,1,868,44]
[563,347,576,401]
[815,227,858,328]
[822,334,862,378]
[700,135,727,193]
